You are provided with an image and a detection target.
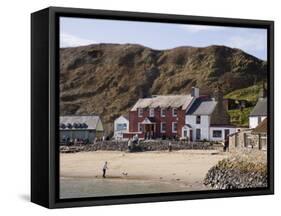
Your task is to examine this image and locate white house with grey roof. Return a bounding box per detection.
[60,115,104,144]
[249,97,267,128]
[183,88,236,141]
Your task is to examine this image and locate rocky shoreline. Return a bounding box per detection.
[204,150,267,189]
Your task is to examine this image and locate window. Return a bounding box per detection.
[138,108,143,117]
[161,108,166,117]
[196,115,201,124]
[161,122,166,133]
[172,108,178,117]
[116,123,127,131]
[196,129,201,140]
[138,123,143,132]
[172,122,178,133]
[149,108,155,117]
[213,130,222,138]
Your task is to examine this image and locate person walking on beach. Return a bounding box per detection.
[102,161,108,178]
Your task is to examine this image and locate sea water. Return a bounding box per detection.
[60,177,205,199]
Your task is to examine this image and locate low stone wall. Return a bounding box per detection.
[204,150,267,189]
[60,140,223,153]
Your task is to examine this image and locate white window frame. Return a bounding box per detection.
[116,123,127,131]
[138,108,143,117]
[160,122,166,133]
[149,108,155,117]
[196,115,201,124]
[172,122,178,133]
[172,108,178,117]
[196,128,201,140]
[212,130,222,138]
[183,130,188,137]
[138,123,143,132]
[161,108,166,117]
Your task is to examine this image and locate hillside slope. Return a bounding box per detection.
[60,44,267,135]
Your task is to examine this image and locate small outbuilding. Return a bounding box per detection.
[249,93,267,129]
[59,115,103,144]
[114,115,129,140]
[229,118,267,151]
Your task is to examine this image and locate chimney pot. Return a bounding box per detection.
[191,87,199,98]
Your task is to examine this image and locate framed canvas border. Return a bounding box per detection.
[31,6,274,208]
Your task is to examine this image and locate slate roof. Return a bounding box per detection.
[250,98,267,116]
[115,115,129,121]
[60,115,103,131]
[186,97,217,115]
[131,95,194,111]
[122,114,129,120]
[253,118,267,133]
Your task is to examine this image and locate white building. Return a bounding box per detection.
[249,98,267,128]
[182,88,236,142]
[114,115,129,140]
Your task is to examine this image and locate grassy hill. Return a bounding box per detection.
[225,83,265,127]
[227,107,253,127]
[224,83,263,103]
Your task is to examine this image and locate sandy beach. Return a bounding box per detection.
[60,150,228,198]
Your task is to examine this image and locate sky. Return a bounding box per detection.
[60,17,267,60]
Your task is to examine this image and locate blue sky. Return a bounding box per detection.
[60,17,267,60]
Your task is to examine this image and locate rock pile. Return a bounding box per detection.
[204,150,267,189]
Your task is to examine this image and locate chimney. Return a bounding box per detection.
[191,87,199,98]
[259,82,267,99]
[211,84,230,125]
[214,85,223,103]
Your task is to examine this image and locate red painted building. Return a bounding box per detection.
[123,92,197,139]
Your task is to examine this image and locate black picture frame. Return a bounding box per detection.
[31,6,274,209]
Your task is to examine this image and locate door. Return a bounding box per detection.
[189,130,193,141]
[183,130,188,138]
[224,129,230,140]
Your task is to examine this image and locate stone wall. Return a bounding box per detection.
[229,130,267,151]
[60,140,223,153]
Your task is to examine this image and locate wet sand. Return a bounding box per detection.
[60,150,227,198]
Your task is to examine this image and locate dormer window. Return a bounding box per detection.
[138,108,143,117]
[172,108,178,117]
[149,108,155,117]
